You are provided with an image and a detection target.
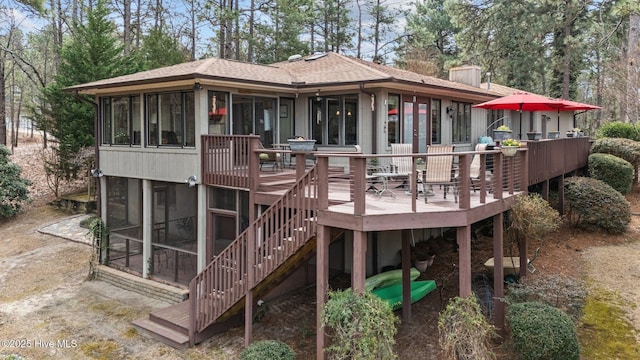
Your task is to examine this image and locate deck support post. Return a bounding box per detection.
[541,179,549,202]
[401,229,412,320]
[316,224,330,360]
[519,236,529,279]
[558,175,565,215]
[352,230,367,293]
[493,213,505,337]
[457,225,472,297]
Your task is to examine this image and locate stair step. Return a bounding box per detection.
[132,318,189,350]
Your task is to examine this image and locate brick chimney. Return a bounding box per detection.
[448,65,481,87]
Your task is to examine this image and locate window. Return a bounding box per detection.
[387,94,400,147]
[101,96,141,145]
[451,101,472,144]
[146,91,195,147]
[486,109,506,132]
[431,99,441,144]
[309,95,358,145]
[208,91,229,135]
[232,95,277,147]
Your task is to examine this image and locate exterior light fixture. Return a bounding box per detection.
[186,175,197,187]
[91,169,103,178]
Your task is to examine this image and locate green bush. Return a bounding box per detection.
[507,302,579,360]
[240,340,295,360]
[321,289,398,360]
[588,153,634,194]
[590,137,640,168]
[564,177,630,234]
[0,145,31,219]
[438,296,496,360]
[505,274,587,322]
[596,121,640,141]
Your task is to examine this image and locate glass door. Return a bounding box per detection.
[402,96,430,153]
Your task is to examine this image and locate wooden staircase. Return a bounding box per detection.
[134,165,326,348]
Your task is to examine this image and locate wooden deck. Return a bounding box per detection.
[136,135,590,350]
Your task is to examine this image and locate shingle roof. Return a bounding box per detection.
[67,52,503,98]
[480,82,525,96]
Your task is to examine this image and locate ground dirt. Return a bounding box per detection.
[1,135,640,359]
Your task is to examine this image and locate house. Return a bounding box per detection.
[67,52,590,355]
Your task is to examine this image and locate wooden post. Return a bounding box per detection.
[493,213,505,338]
[558,175,565,216]
[352,230,367,293]
[401,229,412,320]
[458,154,471,209]
[295,152,307,180]
[316,225,330,360]
[457,225,472,297]
[519,235,529,279]
[352,156,366,215]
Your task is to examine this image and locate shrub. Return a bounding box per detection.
[564,177,630,234]
[596,121,640,141]
[0,145,31,219]
[321,289,398,360]
[507,302,579,360]
[240,340,295,360]
[505,274,587,322]
[590,137,640,168]
[588,153,633,194]
[438,296,496,360]
[508,194,561,241]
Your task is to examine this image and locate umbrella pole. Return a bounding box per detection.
[557,110,560,131]
[519,111,523,139]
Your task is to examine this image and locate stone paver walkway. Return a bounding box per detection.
[38,214,92,245]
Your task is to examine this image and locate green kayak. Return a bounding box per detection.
[364,267,420,292]
[372,280,437,311]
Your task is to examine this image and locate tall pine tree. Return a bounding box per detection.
[40,0,141,183]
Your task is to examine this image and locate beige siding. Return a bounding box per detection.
[100,147,200,182]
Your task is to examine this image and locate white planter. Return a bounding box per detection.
[493,130,512,141]
[500,146,518,157]
[287,139,316,152]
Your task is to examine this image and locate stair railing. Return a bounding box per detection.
[189,164,318,341]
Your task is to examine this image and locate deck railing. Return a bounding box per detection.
[525,137,591,185]
[189,162,318,342]
[315,148,528,214]
[201,135,260,189]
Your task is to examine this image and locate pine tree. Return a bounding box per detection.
[40,0,141,182]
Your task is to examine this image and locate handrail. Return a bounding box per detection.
[189,164,318,342]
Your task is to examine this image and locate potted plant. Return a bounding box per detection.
[287,136,316,152]
[500,138,521,156]
[566,129,574,138]
[574,128,584,137]
[493,125,512,141]
[547,130,560,139]
[526,130,542,141]
[410,241,436,272]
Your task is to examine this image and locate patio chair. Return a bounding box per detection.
[390,143,413,188]
[422,145,457,203]
[470,143,491,192]
[258,141,281,171]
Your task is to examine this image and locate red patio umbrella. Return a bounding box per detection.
[473,92,566,138]
[554,99,602,129]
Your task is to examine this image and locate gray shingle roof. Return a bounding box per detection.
[67,52,504,98]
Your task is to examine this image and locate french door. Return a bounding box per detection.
[402,95,430,153]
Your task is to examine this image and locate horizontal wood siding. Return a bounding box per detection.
[100,147,199,182]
